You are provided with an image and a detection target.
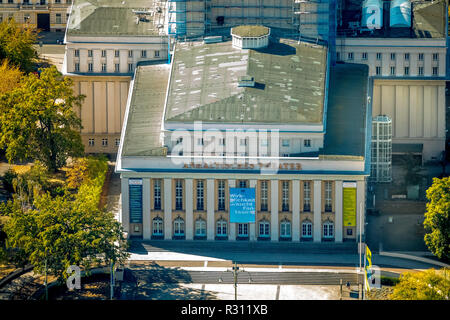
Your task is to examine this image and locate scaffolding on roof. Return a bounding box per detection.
[167,0,211,38]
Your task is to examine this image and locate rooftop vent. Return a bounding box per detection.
[238,75,255,88]
[231,25,270,49]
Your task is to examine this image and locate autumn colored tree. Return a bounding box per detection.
[424,177,450,261]
[390,269,450,300]
[0,19,37,72]
[0,60,23,95]
[0,66,85,172]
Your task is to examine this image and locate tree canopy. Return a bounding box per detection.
[0,60,23,95]
[424,177,450,261]
[390,269,450,300]
[4,191,128,283]
[0,19,37,72]
[0,66,85,172]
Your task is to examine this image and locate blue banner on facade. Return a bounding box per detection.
[229,188,256,223]
[129,179,143,223]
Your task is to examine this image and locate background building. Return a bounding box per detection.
[0,0,72,32]
[63,0,168,153]
[336,0,448,162]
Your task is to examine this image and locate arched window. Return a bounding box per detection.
[258,219,270,238]
[174,217,185,236]
[302,220,312,238]
[216,219,227,237]
[323,221,334,239]
[152,217,163,236]
[280,219,291,238]
[195,218,206,237]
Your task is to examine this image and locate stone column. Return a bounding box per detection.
[228,179,236,241]
[142,178,151,240]
[313,180,322,242]
[335,180,343,243]
[164,178,172,240]
[207,179,215,240]
[249,180,257,241]
[292,180,300,242]
[270,180,279,241]
[120,177,129,235]
[185,179,194,240]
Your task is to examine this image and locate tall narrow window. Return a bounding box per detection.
[259,219,270,238]
[216,219,227,237]
[174,217,185,237]
[280,219,291,238]
[404,53,410,60]
[303,181,311,212]
[302,221,312,238]
[175,180,183,210]
[376,52,382,60]
[218,180,225,211]
[238,223,248,237]
[282,181,289,212]
[260,180,268,211]
[196,180,204,211]
[324,181,332,212]
[239,180,248,188]
[154,179,161,210]
[376,66,381,75]
[195,219,206,237]
[418,53,424,61]
[152,217,163,236]
[323,221,334,239]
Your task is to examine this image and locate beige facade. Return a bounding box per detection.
[0,0,71,32]
[372,79,446,160]
[121,175,365,243]
[71,75,131,154]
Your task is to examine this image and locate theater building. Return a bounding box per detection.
[116,26,371,243]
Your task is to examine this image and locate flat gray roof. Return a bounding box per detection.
[121,62,170,157]
[67,0,166,37]
[165,39,327,124]
[322,63,369,158]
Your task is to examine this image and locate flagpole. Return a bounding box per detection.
[359,202,363,273]
[363,244,366,300]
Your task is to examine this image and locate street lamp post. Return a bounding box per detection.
[219,261,251,301]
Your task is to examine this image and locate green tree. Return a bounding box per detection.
[4,191,128,283]
[0,19,37,72]
[390,269,450,300]
[424,177,450,261]
[0,66,85,172]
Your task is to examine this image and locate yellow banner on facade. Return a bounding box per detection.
[343,182,357,227]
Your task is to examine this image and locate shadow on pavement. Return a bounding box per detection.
[121,262,217,300]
